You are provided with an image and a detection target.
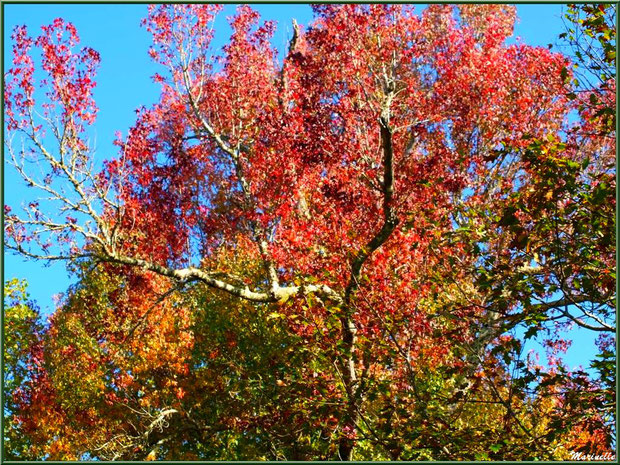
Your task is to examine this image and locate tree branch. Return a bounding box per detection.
[102,251,342,305]
[345,92,400,303]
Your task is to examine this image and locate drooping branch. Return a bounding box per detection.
[493,295,615,333]
[540,297,615,332]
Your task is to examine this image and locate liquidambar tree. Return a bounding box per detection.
[3,4,616,461]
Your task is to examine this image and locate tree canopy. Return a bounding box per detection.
[3,3,616,461]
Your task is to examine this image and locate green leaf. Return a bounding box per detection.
[267,312,285,320]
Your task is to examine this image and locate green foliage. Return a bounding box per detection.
[562,3,616,131]
[3,279,43,460]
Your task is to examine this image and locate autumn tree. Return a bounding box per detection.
[3,280,45,460]
[436,2,616,456]
[3,4,615,460]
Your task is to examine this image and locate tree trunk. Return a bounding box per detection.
[337,316,360,461]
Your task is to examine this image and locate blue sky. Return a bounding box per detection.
[3,3,600,370]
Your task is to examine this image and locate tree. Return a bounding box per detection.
[561,3,615,132]
[3,280,44,460]
[4,4,615,460]
[437,2,616,456]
